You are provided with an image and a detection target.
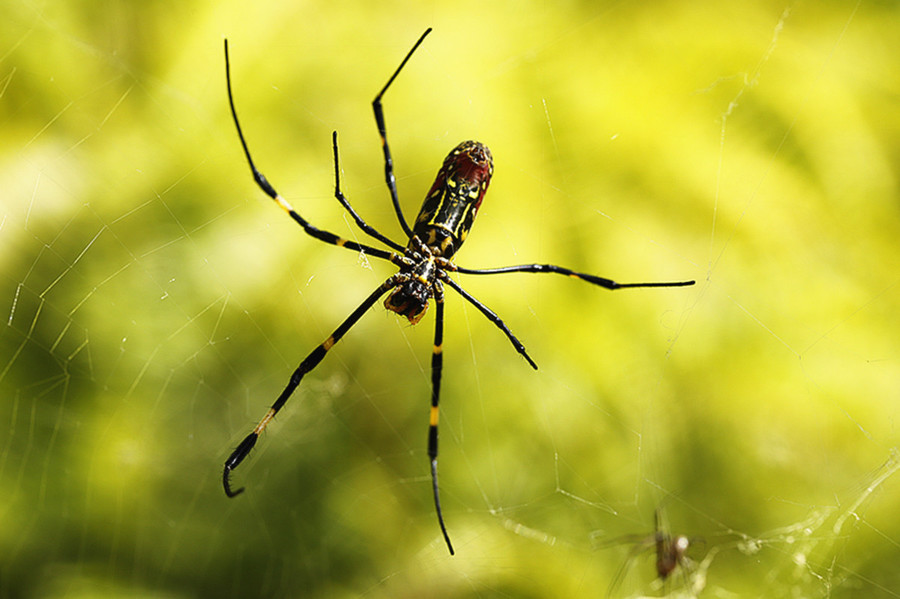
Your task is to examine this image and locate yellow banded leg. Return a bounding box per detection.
[371,29,432,239]
[428,296,454,554]
[224,39,394,263]
[223,277,399,497]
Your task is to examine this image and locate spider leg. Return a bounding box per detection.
[428,287,454,554]
[442,276,538,370]
[224,39,395,262]
[224,275,400,497]
[605,533,656,598]
[371,28,432,239]
[455,263,695,289]
[331,131,406,252]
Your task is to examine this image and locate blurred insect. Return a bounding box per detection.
[654,516,692,582]
[222,29,695,555]
[602,507,695,595]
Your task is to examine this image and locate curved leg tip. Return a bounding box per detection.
[431,458,455,555]
[223,432,258,498]
[444,536,455,556]
[223,472,245,498]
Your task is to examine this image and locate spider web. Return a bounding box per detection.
[2,1,899,597]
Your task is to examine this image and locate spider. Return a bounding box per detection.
[654,513,692,582]
[603,507,695,595]
[222,29,695,556]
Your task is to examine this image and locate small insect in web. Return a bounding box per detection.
[600,507,696,595]
[222,29,695,555]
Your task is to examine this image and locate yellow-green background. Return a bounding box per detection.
[1,0,898,597]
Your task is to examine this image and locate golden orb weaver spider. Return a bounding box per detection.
[222,28,695,555]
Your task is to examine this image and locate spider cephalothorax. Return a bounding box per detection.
[383,237,444,325]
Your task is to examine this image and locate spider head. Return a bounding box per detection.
[384,278,431,324]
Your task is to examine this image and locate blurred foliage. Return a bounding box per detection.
[1,0,899,597]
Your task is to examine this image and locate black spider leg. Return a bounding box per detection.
[372,28,433,239]
[455,263,695,289]
[441,276,538,370]
[428,287,454,554]
[331,131,406,252]
[224,39,394,262]
[224,276,400,497]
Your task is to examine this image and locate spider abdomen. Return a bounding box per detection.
[412,141,493,259]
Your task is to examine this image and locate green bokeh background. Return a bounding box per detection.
[2,0,898,597]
